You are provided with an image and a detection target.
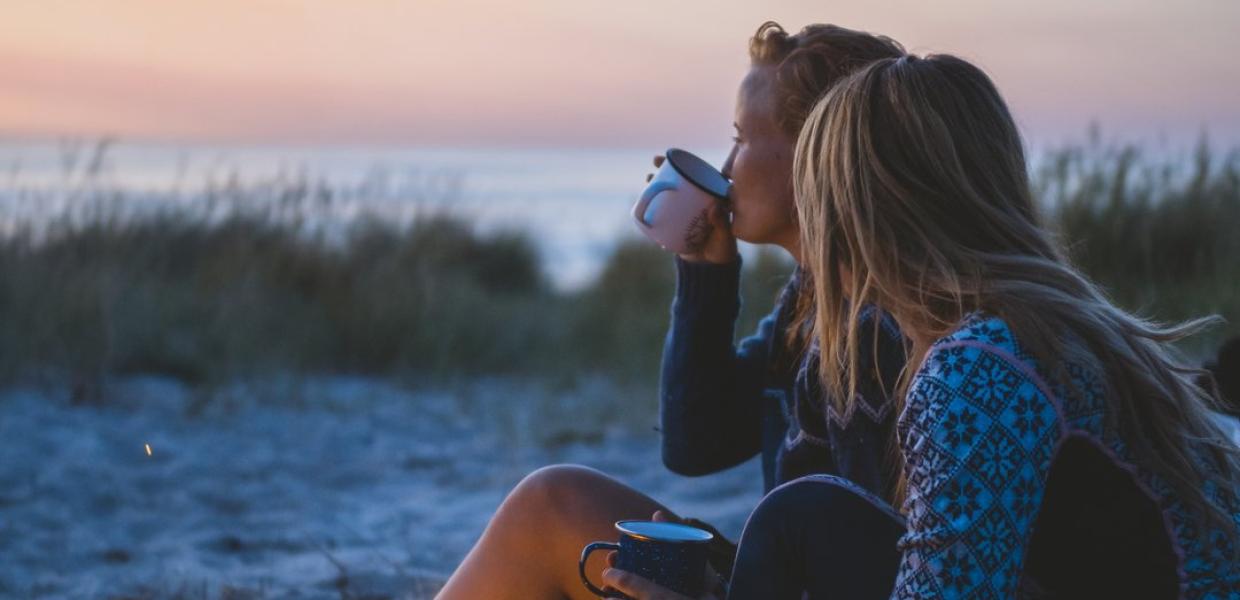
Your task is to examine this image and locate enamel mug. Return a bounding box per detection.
[579,520,714,598]
[631,148,731,255]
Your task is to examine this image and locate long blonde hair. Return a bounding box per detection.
[793,54,1240,536]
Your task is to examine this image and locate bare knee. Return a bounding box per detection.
[503,463,611,523]
[440,465,608,599]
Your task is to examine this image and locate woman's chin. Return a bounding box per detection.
[731,219,765,245]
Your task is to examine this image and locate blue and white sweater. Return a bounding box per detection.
[894,314,1240,598]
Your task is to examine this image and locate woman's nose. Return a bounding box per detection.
[721,144,738,180]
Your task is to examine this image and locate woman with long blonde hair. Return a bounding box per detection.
[603,53,1240,599]
[798,53,1240,597]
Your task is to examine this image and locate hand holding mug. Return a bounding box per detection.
[579,517,719,599]
[599,566,722,600]
[595,510,726,600]
[635,150,738,265]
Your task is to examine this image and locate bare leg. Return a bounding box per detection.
[435,464,668,600]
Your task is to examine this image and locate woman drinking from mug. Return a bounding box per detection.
[436,22,908,600]
[602,54,1240,599]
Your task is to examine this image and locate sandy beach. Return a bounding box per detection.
[0,376,762,599]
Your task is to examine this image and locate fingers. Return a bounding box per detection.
[601,568,692,600]
[646,154,665,183]
[606,550,618,568]
[696,204,739,264]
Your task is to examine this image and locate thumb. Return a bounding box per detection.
[652,509,684,523]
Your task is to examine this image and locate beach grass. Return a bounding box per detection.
[1040,135,1240,357]
[0,136,1234,400]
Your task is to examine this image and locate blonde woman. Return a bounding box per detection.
[437,23,908,600]
[604,55,1240,598]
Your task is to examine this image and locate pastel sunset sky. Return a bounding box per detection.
[3,0,1238,148]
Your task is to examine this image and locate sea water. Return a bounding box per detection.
[0,139,733,290]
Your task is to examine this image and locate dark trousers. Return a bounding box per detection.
[727,475,906,600]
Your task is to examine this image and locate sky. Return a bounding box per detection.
[2,0,1239,149]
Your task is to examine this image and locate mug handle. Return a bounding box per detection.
[579,541,623,597]
[633,180,676,226]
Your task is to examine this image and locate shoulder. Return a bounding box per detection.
[856,305,907,396]
[902,314,1063,458]
[917,314,1109,436]
[937,313,1021,353]
[799,304,906,386]
[910,314,1029,399]
[857,304,905,343]
[916,314,1037,387]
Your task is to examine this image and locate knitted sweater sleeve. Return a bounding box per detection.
[659,255,778,476]
[892,340,1062,598]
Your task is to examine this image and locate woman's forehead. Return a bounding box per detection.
[736,66,780,130]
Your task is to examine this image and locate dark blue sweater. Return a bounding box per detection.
[658,256,906,496]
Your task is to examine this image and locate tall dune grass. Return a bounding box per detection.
[0,136,1234,399]
[0,178,792,399]
[1039,135,1239,356]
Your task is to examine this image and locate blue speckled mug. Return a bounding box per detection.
[579,520,714,598]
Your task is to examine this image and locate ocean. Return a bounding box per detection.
[0,139,734,290]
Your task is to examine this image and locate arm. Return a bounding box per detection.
[892,342,1062,598]
[659,255,779,476]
